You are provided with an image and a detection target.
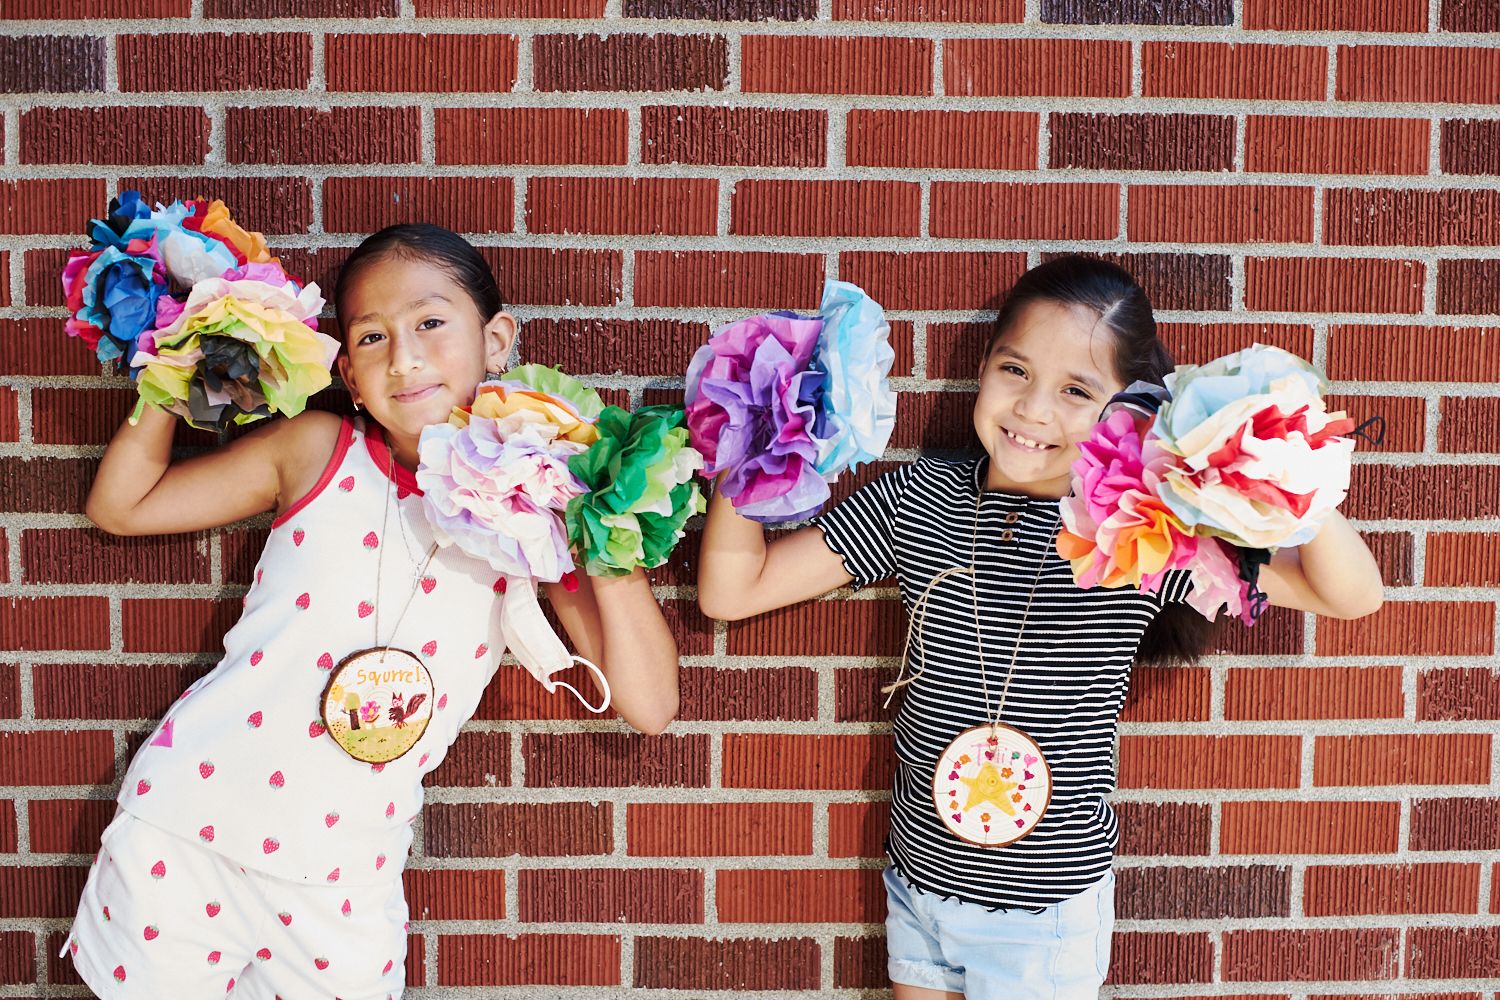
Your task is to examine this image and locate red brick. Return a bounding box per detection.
[423,802,611,857]
[1440,397,1500,453]
[1338,45,1500,104]
[931,182,1117,240]
[1347,465,1500,521]
[1118,802,1211,857]
[1362,530,1418,585]
[945,38,1128,97]
[680,665,816,721]
[1327,324,1500,382]
[1326,188,1500,247]
[437,108,627,165]
[47,928,84,985]
[835,0,1016,17]
[119,176,312,236]
[23,528,209,585]
[1050,113,1233,172]
[33,663,208,721]
[1316,734,1490,786]
[406,935,425,986]
[1438,258,1500,315]
[1116,865,1290,919]
[1426,534,1500,588]
[922,323,987,379]
[324,176,512,235]
[227,106,419,165]
[840,251,1026,311]
[1119,735,1300,789]
[1245,0,1426,29]
[437,933,620,986]
[32,386,215,448]
[829,801,889,858]
[628,802,812,857]
[1223,929,1400,981]
[834,935,887,988]
[1412,798,1500,851]
[727,600,901,656]
[22,106,206,165]
[1421,667,1500,721]
[519,318,708,379]
[416,0,601,12]
[117,32,309,91]
[5,0,187,13]
[888,391,976,449]
[405,869,510,917]
[732,179,918,237]
[0,35,103,92]
[1443,118,1500,176]
[1322,394,1423,454]
[1155,324,1313,366]
[0,865,89,917]
[0,928,33,982]
[1409,928,1500,978]
[722,733,894,790]
[1318,602,1492,657]
[849,108,1031,171]
[526,868,702,923]
[1043,251,1233,311]
[523,733,709,788]
[634,250,822,309]
[0,597,107,651]
[208,0,395,11]
[1226,666,1404,721]
[534,33,727,92]
[0,731,113,786]
[642,105,825,167]
[268,246,351,304]
[454,247,618,309]
[0,387,17,442]
[1044,0,1230,22]
[1106,932,1213,985]
[529,177,716,236]
[420,731,510,786]
[1143,41,1327,101]
[0,664,17,720]
[718,868,884,923]
[0,800,14,852]
[1130,185,1313,244]
[28,798,113,855]
[1211,604,1303,655]
[834,666,899,723]
[121,598,240,653]
[1245,257,1425,313]
[1120,667,1209,722]
[1245,116,1429,175]
[645,527,700,587]
[0,179,104,236]
[633,936,818,990]
[742,35,932,95]
[0,252,7,307]
[327,33,516,93]
[1445,0,1500,30]
[0,456,97,514]
[1304,863,1479,915]
[1220,800,1399,854]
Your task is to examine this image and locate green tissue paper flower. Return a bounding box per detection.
[566,405,707,577]
[504,364,605,419]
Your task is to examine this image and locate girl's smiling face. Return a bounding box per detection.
[337,255,515,468]
[972,299,1125,498]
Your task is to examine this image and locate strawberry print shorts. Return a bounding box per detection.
[63,811,409,1000]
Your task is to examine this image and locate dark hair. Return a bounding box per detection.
[333,223,503,341]
[990,255,1212,669]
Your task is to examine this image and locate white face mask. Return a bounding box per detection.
[498,576,611,714]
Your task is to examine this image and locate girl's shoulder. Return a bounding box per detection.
[259,410,350,521]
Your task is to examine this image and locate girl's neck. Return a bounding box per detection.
[369,421,421,473]
[980,456,1070,500]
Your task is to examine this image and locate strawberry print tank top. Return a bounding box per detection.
[119,417,507,886]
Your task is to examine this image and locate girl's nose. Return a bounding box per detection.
[1013,385,1052,424]
[387,331,424,376]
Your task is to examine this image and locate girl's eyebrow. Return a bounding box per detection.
[343,294,456,331]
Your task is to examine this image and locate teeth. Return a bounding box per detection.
[1006,429,1047,450]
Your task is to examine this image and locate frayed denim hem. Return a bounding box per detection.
[889,956,964,993]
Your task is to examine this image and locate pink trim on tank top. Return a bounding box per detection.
[270,416,355,528]
[365,422,424,496]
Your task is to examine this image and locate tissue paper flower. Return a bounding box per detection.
[61,238,167,370]
[566,404,706,577]
[129,263,337,430]
[1154,345,1355,549]
[811,280,897,478]
[685,312,829,523]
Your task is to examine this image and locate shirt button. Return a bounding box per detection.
[1005,512,1020,523]
[1000,529,1014,541]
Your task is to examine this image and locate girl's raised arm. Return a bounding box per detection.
[86,407,343,537]
[697,485,853,622]
[1259,510,1383,620]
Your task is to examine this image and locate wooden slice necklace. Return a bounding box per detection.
[319,446,438,765]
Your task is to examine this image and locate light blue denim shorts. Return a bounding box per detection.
[883,865,1114,999]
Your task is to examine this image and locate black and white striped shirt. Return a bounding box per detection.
[813,457,1192,910]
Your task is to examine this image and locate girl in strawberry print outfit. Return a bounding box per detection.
[63,225,681,999]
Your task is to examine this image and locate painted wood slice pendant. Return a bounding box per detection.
[932,723,1052,848]
[320,647,434,764]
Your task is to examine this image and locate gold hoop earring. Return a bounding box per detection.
[353,400,362,412]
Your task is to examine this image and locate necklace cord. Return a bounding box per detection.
[373,431,438,657]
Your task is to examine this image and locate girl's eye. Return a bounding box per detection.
[1065,386,1093,399]
[356,331,384,346]
[1000,364,1026,377]
[417,318,444,331]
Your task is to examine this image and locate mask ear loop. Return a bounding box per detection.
[1350,415,1386,448]
[547,656,612,714]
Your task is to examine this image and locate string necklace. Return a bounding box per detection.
[317,423,439,765]
[884,474,1060,848]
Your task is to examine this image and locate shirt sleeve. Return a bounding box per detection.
[808,463,917,590]
[1159,568,1197,605]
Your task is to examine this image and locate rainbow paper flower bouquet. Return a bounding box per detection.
[1057,344,1356,624]
[684,280,898,522]
[60,191,339,430]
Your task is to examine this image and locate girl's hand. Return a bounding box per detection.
[697,481,853,622]
[1259,510,1384,619]
[85,405,344,536]
[544,568,679,736]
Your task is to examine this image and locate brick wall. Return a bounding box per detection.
[0,0,1498,994]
